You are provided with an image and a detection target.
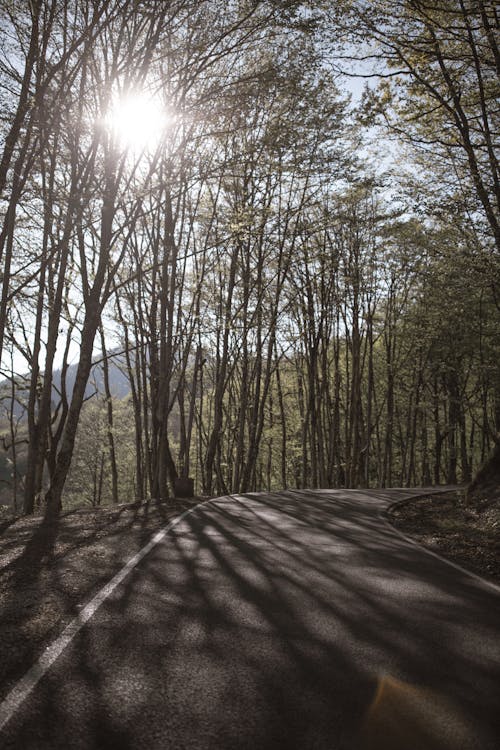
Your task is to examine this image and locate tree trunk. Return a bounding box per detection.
[100,327,119,504]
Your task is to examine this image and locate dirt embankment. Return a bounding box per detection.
[387,489,500,584]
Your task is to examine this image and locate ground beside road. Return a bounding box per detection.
[0,498,203,703]
[387,489,500,584]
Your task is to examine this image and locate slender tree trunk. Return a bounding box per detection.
[100,327,119,504]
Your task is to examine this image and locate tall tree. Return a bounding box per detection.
[341,0,500,492]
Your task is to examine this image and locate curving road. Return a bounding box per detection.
[1,489,499,749]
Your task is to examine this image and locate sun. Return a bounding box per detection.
[104,92,169,152]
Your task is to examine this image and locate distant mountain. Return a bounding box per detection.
[0,350,132,420]
[55,353,132,401]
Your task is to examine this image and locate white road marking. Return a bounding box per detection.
[0,497,217,732]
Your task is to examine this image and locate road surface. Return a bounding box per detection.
[1,488,499,749]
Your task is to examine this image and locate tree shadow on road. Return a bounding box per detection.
[0,498,200,707]
[2,490,499,749]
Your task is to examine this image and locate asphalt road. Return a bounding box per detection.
[1,489,499,749]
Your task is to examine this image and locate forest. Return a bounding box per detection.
[0,0,498,516]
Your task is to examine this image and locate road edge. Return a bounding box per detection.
[0,494,222,733]
[379,490,500,596]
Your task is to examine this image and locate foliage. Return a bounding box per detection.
[0,0,498,512]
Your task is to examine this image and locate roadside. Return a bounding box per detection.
[387,489,500,584]
[0,497,207,703]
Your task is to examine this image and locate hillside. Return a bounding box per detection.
[388,490,500,584]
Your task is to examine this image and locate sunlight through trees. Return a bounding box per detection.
[0,1,498,515]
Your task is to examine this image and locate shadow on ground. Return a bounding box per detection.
[2,490,499,749]
[0,498,201,703]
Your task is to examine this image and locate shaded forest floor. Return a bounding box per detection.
[0,497,205,703]
[387,489,500,584]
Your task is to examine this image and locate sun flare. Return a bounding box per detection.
[104,92,169,152]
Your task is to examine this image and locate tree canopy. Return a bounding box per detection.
[0,0,498,515]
